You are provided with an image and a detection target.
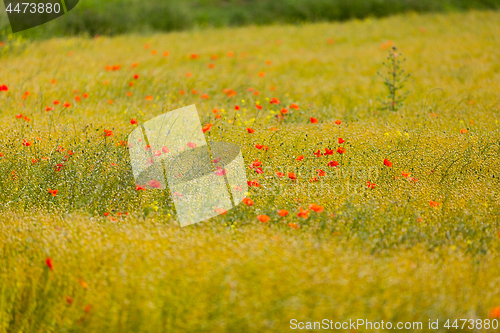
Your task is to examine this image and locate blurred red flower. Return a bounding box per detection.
[147,180,162,188]
[257,215,270,223]
[202,123,213,133]
[309,204,324,213]
[328,160,339,167]
[242,198,254,206]
[297,207,309,219]
[278,210,289,217]
[46,257,54,271]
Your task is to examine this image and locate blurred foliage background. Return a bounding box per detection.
[1,0,500,38]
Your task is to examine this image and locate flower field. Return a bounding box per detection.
[1,10,500,332]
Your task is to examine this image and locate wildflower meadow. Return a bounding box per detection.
[1,9,500,332]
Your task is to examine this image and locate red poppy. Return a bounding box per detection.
[288,222,299,230]
[147,180,162,188]
[187,142,197,148]
[247,179,261,187]
[235,105,240,110]
[297,207,309,219]
[255,144,264,149]
[254,167,264,174]
[201,93,210,99]
[162,146,169,153]
[280,108,288,114]
[104,129,113,137]
[276,171,284,178]
[338,138,345,144]
[153,150,162,157]
[46,257,54,271]
[296,155,304,161]
[136,184,146,191]
[317,169,326,177]
[63,102,71,108]
[429,201,440,207]
[191,89,197,94]
[202,123,213,133]
[22,139,32,147]
[288,172,297,180]
[48,188,58,197]
[215,166,228,176]
[242,198,254,206]
[328,160,339,167]
[270,98,280,105]
[460,129,468,134]
[15,114,23,119]
[83,93,89,98]
[130,118,137,125]
[251,160,261,168]
[313,149,322,157]
[489,307,500,318]
[223,89,237,97]
[208,63,215,69]
[278,210,289,217]
[190,53,199,59]
[75,96,81,102]
[383,159,393,167]
[257,215,270,223]
[46,106,53,111]
[309,204,324,213]
[146,95,153,101]
[53,100,60,105]
[310,117,318,124]
[134,74,139,79]
[0,84,8,91]
[324,148,334,155]
[247,128,255,133]
[337,147,346,154]
[290,103,299,110]
[335,120,342,125]
[366,181,376,189]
